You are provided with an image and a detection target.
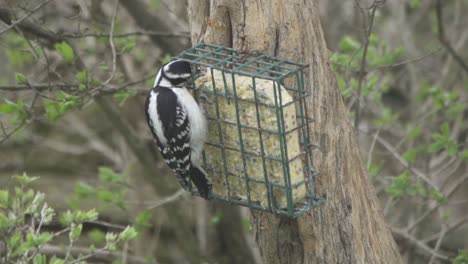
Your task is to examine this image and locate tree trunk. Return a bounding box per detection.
[188,0,403,263]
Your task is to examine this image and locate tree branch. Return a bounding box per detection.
[374,131,441,192]
[392,228,449,261]
[0,84,78,91]
[0,0,53,36]
[118,0,189,54]
[354,0,382,128]
[40,244,149,264]
[102,0,120,86]
[435,0,468,74]
[60,31,189,39]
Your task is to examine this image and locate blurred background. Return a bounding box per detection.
[0,0,467,263]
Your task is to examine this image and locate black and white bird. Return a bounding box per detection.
[145,59,211,199]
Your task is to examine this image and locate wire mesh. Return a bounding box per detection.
[176,43,323,217]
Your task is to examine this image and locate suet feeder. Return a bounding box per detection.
[177,43,323,217]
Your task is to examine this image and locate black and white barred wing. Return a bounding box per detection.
[145,87,191,188]
[163,105,192,175]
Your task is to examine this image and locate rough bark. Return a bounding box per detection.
[188,0,403,263]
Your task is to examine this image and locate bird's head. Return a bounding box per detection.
[154,59,194,87]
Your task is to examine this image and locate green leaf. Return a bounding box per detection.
[76,72,90,84]
[453,249,468,264]
[441,123,450,137]
[135,48,145,63]
[428,139,445,153]
[15,173,39,185]
[402,145,424,164]
[44,101,61,122]
[0,100,17,114]
[44,92,79,122]
[113,89,137,106]
[15,72,28,84]
[362,75,378,96]
[209,212,223,226]
[88,229,106,244]
[0,212,14,230]
[385,171,410,198]
[373,108,399,126]
[134,210,152,233]
[330,53,353,67]
[367,162,383,178]
[33,254,47,264]
[0,190,9,208]
[98,167,126,184]
[99,64,110,72]
[461,150,468,161]
[430,189,447,204]
[447,103,465,117]
[161,54,172,65]
[75,209,98,223]
[8,231,22,250]
[34,232,53,246]
[429,123,458,156]
[0,98,28,125]
[408,126,421,140]
[41,205,55,224]
[409,0,421,9]
[50,257,66,264]
[115,36,136,53]
[74,182,96,199]
[70,223,83,241]
[105,232,118,248]
[60,210,74,226]
[149,0,160,10]
[96,188,115,202]
[54,42,75,64]
[447,143,458,157]
[5,33,35,67]
[339,36,361,52]
[119,226,138,241]
[114,188,128,209]
[14,232,38,256]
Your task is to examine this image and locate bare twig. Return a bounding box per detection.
[98,74,154,95]
[367,129,380,169]
[118,0,188,54]
[0,0,53,36]
[373,47,442,71]
[60,30,189,39]
[147,188,186,209]
[428,210,448,264]
[333,47,442,73]
[0,121,26,145]
[435,0,468,74]
[354,0,382,128]
[40,244,149,264]
[102,0,120,86]
[0,74,151,95]
[407,173,468,232]
[85,220,127,231]
[374,133,441,192]
[392,227,449,261]
[423,214,468,243]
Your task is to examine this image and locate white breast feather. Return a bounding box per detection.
[147,91,167,146]
[171,87,207,166]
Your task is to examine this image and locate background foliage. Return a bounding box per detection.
[0,0,467,263]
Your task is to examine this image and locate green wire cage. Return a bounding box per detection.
[176,43,323,217]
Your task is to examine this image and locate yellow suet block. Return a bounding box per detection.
[196,69,306,208]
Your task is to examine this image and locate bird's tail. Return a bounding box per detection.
[187,165,212,199]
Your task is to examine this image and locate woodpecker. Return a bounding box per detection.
[145,59,211,199]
